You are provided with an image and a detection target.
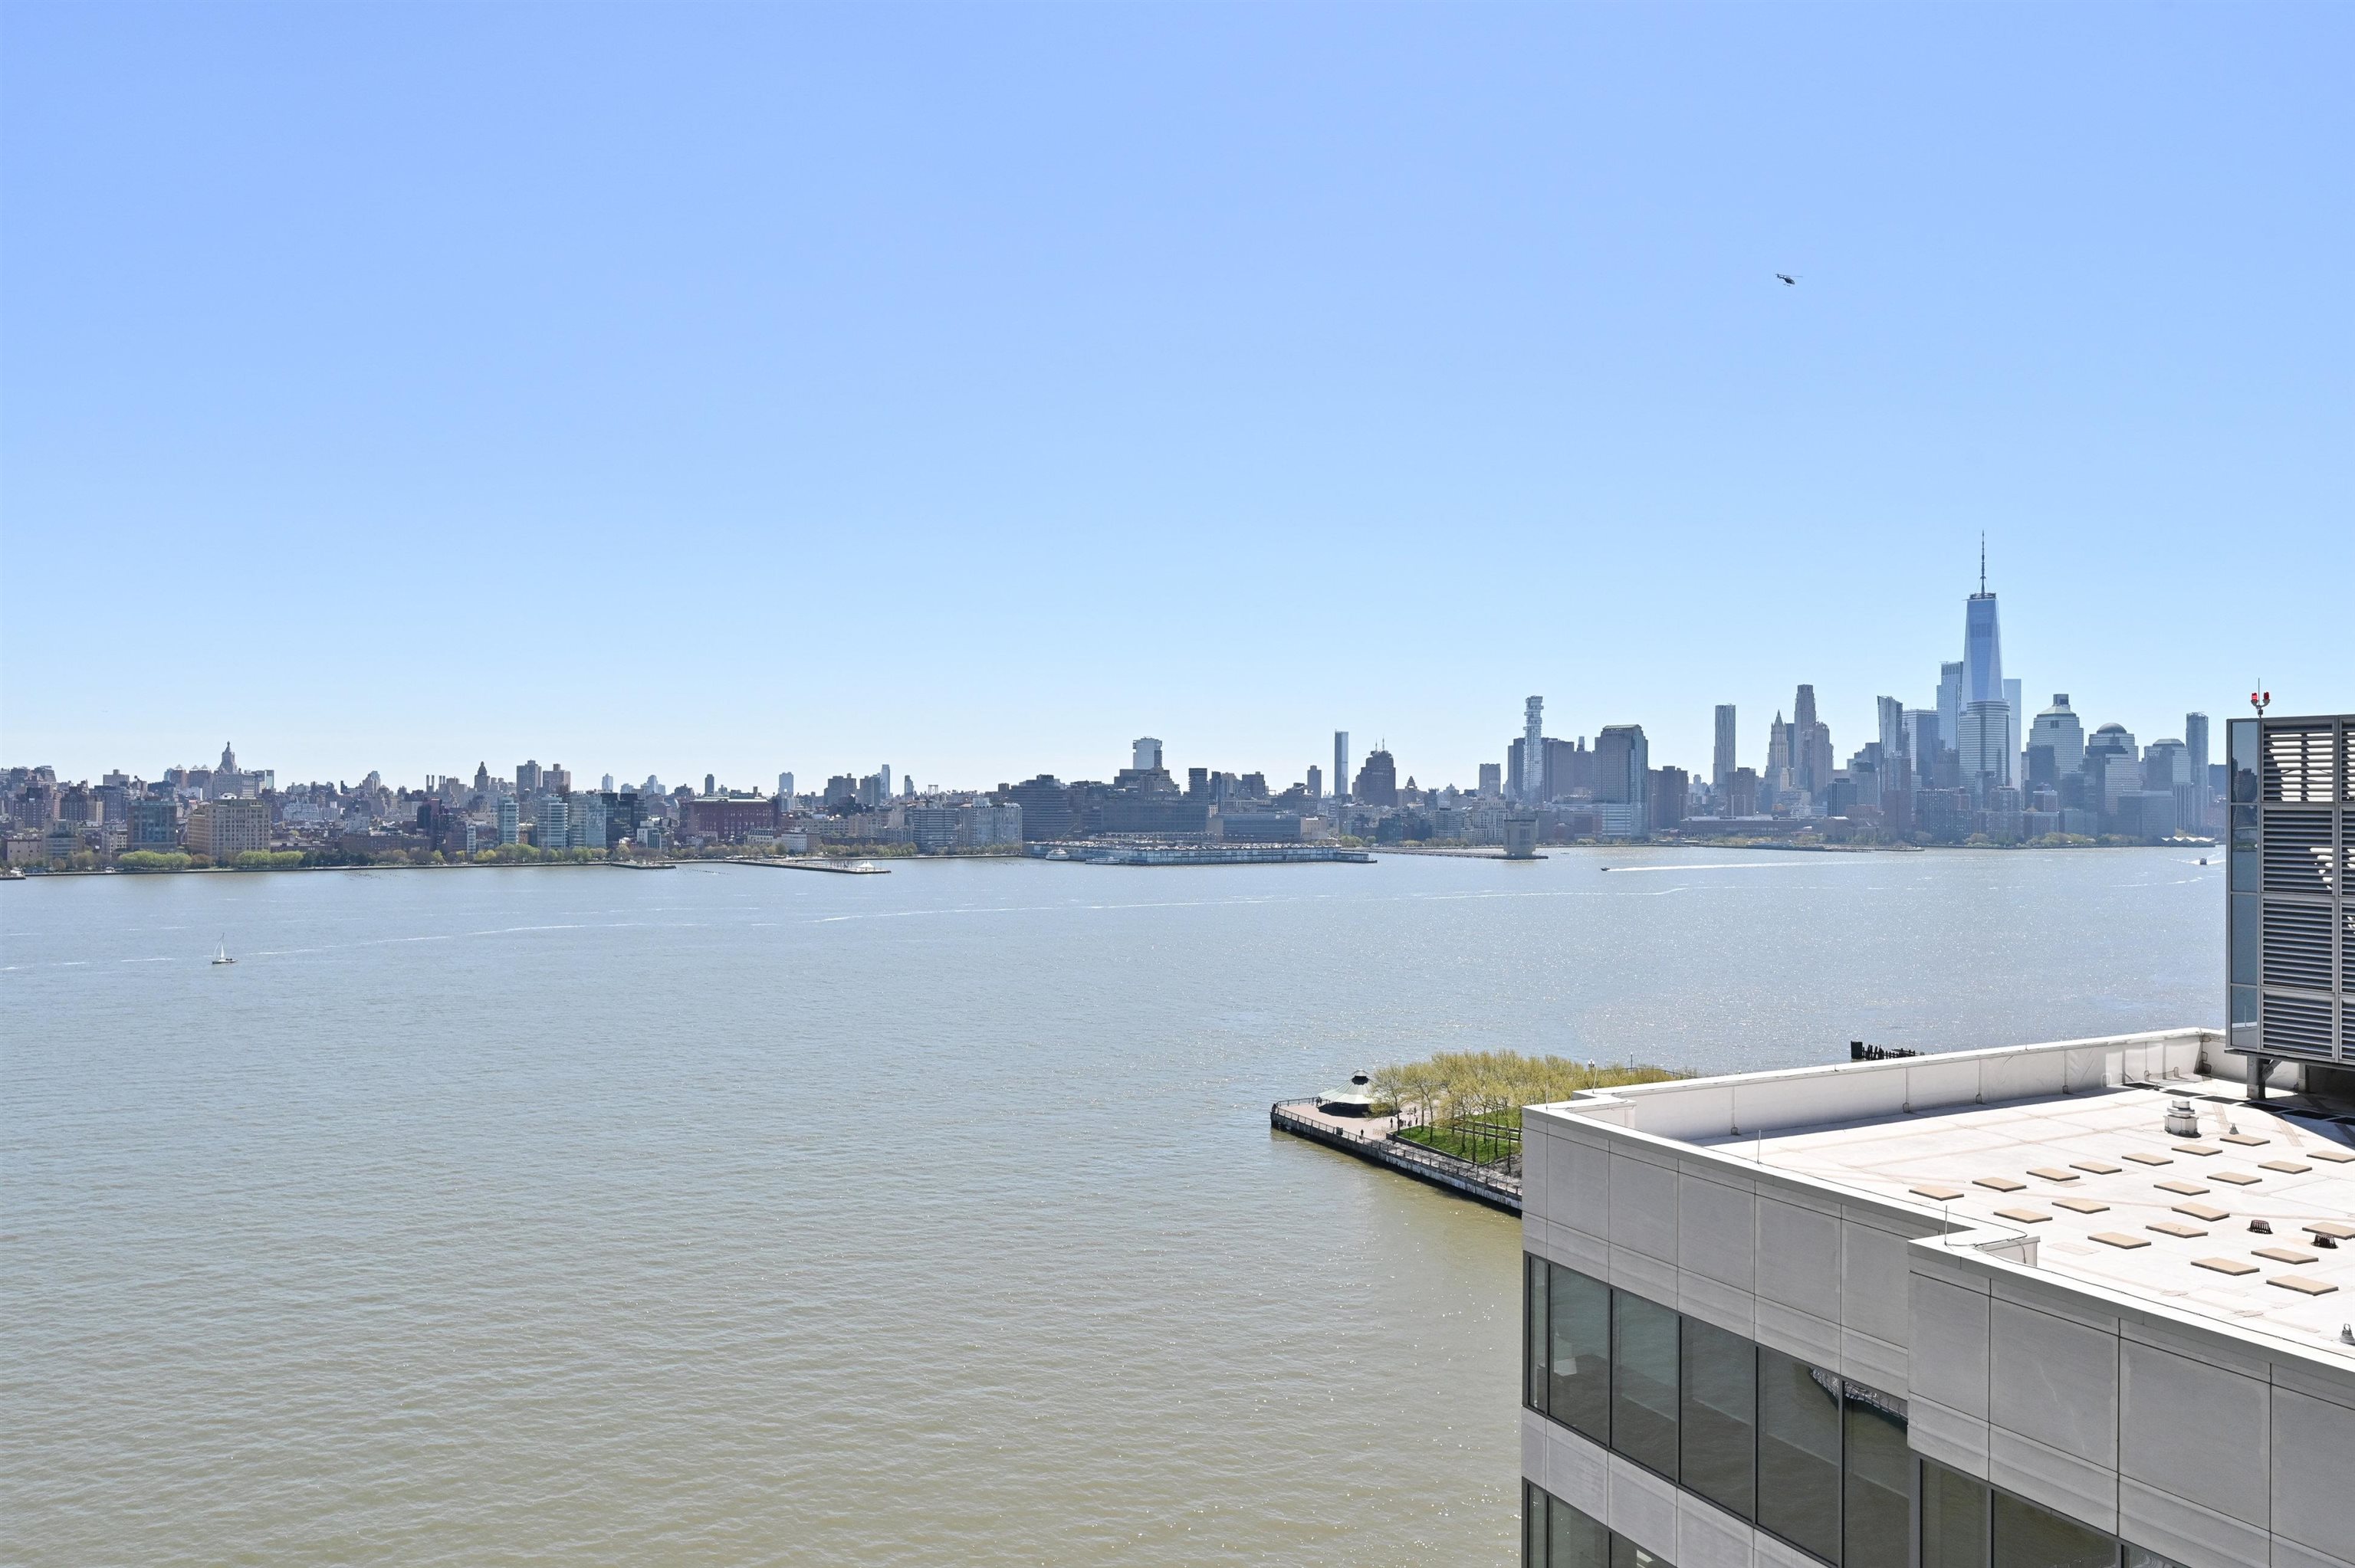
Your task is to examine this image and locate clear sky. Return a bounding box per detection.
[3,3,2347,792]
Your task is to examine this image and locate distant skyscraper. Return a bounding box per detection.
[600,773,615,793]
[1306,764,1323,800]
[1935,664,1963,760]
[1595,725,1650,832]
[1478,762,1502,798]
[1877,697,1904,759]
[1766,713,1792,788]
[2184,713,2209,788]
[1961,542,2012,786]
[1713,705,1736,791]
[474,762,491,795]
[1333,731,1349,804]
[1132,737,1163,772]
[517,759,542,795]
[1353,746,1398,807]
[879,765,892,800]
[1522,697,1545,805]
[2030,695,2085,776]
[705,773,717,795]
[778,771,796,800]
[1904,710,1940,785]
[497,795,520,845]
[1792,684,1831,798]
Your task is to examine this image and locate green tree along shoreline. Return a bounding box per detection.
[1371,1051,1687,1166]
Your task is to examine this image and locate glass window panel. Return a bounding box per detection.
[1527,1255,1551,1414]
[1992,1491,2117,1568]
[1921,1459,1989,1568]
[1549,1266,1611,1442]
[2229,843,2258,891]
[2229,720,2258,803]
[1842,1385,1911,1568]
[2123,1548,2189,1568]
[1757,1347,1843,1564]
[2230,986,2260,1052]
[1526,1479,1549,1568]
[1612,1534,1676,1568]
[1680,1315,1755,1520]
[1549,1491,1611,1568]
[1610,1291,1680,1478]
[2230,894,2260,986]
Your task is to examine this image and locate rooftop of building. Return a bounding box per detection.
[1534,1030,2355,1365]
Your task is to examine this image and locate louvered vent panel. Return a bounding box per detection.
[2344,728,2354,803]
[2262,903,2334,989]
[2262,809,2337,894]
[2263,725,2337,802]
[2263,992,2334,1055]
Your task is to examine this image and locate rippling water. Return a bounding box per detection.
[2,848,2219,1565]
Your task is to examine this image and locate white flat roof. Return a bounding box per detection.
[1696,1080,2355,1360]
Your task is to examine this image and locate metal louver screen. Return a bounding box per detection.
[2261,809,2337,894]
[2261,904,2334,989]
[2262,726,2337,802]
[2263,993,2334,1055]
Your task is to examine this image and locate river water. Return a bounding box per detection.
[2,848,2219,1566]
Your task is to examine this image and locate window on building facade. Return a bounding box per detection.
[1920,1458,2186,1568]
[1992,1489,2118,1568]
[1756,1347,1844,1563]
[1551,1263,1611,1440]
[1678,1314,1755,1520]
[1610,1291,1680,1478]
[1920,1458,1989,1568]
[1841,1383,1910,1568]
[1523,1481,1667,1568]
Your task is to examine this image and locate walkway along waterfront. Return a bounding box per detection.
[1269,1097,1522,1212]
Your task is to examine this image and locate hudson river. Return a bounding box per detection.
[2,848,2218,1565]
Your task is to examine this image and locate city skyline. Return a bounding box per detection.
[1,559,2275,799]
[5,6,2347,786]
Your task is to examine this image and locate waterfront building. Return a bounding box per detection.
[2185,713,2210,793]
[497,795,520,845]
[1595,726,1650,832]
[129,796,180,848]
[681,795,777,843]
[186,798,270,859]
[1354,748,1399,808]
[1524,697,1548,806]
[2029,695,2085,777]
[1518,1028,2353,1568]
[1007,776,1076,841]
[571,792,609,851]
[1956,700,2012,798]
[537,795,569,850]
[1936,663,1964,759]
[1648,767,1688,833]
[2227,710,2351,1070]
[1480,762,1503,799]
[1904,710,1942,786]
[2143,739,2190,793]
[1308,764,1325,800]
[1334,732,1350,805]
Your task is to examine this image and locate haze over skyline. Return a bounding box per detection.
[4,4,2347,786]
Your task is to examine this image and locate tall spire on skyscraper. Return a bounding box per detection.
[1979,532,1987,595]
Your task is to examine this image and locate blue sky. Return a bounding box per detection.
[3,3,2347,791]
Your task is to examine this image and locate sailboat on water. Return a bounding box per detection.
[211,934,235,966]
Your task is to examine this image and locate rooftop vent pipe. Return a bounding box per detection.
[2164,1097,2200,1138]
